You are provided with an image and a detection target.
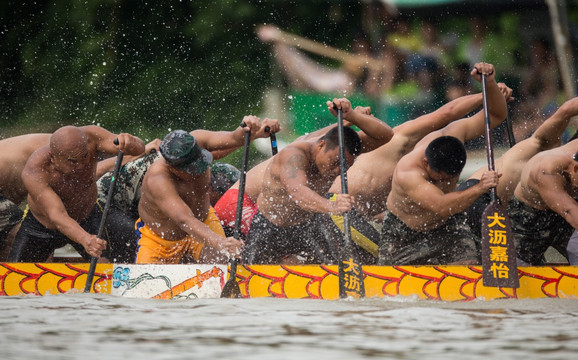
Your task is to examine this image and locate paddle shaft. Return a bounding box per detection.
[221,123,250,298]
[480,73,520,288]
[336,107,365,298]
[265,126,278,155]
[481,73,498,203]
[337,110,350,221]
[506,108,516,147]
[234,128,251,239]
[84,139,124,293]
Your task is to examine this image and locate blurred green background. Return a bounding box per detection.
[2,0,578,166]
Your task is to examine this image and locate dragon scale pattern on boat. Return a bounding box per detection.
[1,263,577,301]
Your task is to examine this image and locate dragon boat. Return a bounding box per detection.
[1,262,577,301]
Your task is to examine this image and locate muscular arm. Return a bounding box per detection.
[433,71,507,144]
[328,98,393,153]
[82,125,145,157]
[533,97,578,149]
[460,67,508,142]
[394,92,482,145]
[23,163,99,255]
[193,126,247,155]
[534,172,578,229]
[193,116,281,159]
[278,148,336,214]
[146,174,228,249]
[95,139,160,179]
[402,172,491,219]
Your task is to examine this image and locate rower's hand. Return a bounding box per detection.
[327,98,355,124]
[328,194,354,215]
[116,133,146,155]
[144,139,161,155]
[497,83,514,102]
[256,118,281,138]
[240,115,262,138]
[354,105,372,116]
[81,234,107,258]
[478,170,501,192]
[471,62,496,83]
[219,237,245,259]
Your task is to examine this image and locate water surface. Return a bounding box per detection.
[1,294,577,359]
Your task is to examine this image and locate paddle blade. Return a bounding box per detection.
[220,278,241,298]
[220,261,241,298]
[338,241,366,299]
[481,201,519,288]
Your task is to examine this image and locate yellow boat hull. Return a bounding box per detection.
[1,263,577,301]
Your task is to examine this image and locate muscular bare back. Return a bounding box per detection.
[386,148,462,231]
[329,134,412,217]
[515,140,578,211]
[257,130,354,227]
[258,141,330,226]
[0,134,50,204]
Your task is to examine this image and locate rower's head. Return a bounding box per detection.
[209,162,241,205]
[160,130,213,177]
[315,126,361,178]
[49,126,90,174]
[423,136,466,182]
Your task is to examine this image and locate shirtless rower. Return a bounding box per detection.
[97,117,277,223]
[508,140,578,265]
[325,67,513,263]
[460,96,578,237]
[215,98,393,240]
[0,133,51,259]
[8,125,145,263]
[242,121,369,264]
[135,116,277,264]
[379,62,507,265]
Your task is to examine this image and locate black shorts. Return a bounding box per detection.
[378,210,479,265]
[242,211,335,264]
[457,178,491,246]
[323,193,380,265]
[8,203,137,263]
[508,196,573,265]
[0,191,23,251]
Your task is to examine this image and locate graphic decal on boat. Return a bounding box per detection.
[110,264,226,299]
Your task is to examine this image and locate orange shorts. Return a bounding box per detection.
[135,207,225,264]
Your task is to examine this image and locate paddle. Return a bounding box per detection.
[84,138,124,293]
[220,122,251,298]
[334,105,365,299]
[265,126,278,155]
[480,73,519,288]
[506,104,516,147]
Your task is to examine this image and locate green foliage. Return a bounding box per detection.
[0,0,363,143]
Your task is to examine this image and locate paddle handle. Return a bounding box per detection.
[333,104,350,231]
[265,126,278,155]
[506,108,516,147]
[84,138,124,293]
[234,123,251,239]
[335,107,352,243]
[481,73,498,203]
[336,111,349,195]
